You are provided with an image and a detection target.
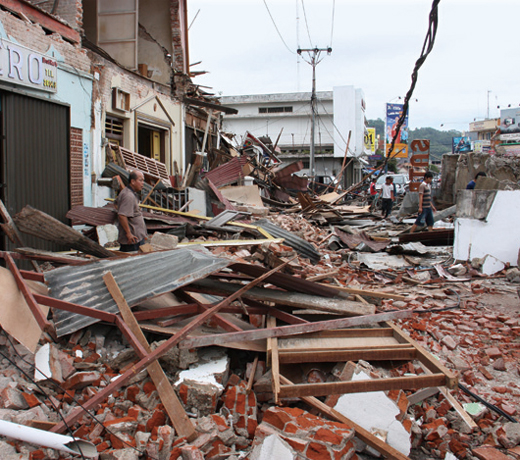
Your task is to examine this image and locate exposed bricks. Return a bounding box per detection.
[253,407,355,460]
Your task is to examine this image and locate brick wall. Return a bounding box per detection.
[25,0,83,31]
[70,127,84,207]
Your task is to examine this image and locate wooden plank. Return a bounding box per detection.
[319,283,407,301]
[284,328,394,339]
[188,278,376,316]
[179,310,414,349]
[279,375,411,460]
[278,374,448,398]
[387,322,458,388]
[103,272,197,441]
[246,356,259,394]
[279,348,417,364]
[50,257,292,434]
[2,253,52,334]
[267,317,280,403]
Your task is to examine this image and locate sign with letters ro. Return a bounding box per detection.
[0,39,57,93]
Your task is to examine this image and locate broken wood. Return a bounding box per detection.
[187,278,376,317]
[178,310,414,349]
[50,258,293,434]
[103,271,197,441]
[266,316,280,404]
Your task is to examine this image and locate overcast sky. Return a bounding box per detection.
[187,0,519,133]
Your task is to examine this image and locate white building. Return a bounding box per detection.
[220,85,368,187]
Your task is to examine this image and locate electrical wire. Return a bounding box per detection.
[263,0,296,55]
[329,0,336,48]
[458,383,518,423]
[0,331,160,460]
[385,0,441,166]
[300,0,313,47]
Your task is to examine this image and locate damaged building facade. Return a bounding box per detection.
[220,85,368,188]
[0,0,220,252]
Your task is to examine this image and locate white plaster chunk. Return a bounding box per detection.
[34,344,51,381]
[333,371,411,456]
[174,352,229,390]
[481,254,506,276]
[250,434,298,460]
[96,224,119,247]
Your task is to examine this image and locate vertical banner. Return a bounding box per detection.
[385,103,409,158]
[409,140,430,192]
[364,128,376,154]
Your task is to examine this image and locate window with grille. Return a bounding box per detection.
[258,106,293,114]
[105,116,124,143]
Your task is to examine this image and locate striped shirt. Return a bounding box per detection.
[419,181,432,209]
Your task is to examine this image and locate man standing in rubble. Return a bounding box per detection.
[410,171,436,233]
[115,170,147,252]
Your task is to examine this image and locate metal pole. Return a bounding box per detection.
[310,51,317,180]
[297,47,332,187]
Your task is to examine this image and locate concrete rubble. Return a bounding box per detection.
[0,151,520,460]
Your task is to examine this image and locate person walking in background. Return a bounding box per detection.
[466,171,487,189]
[410,171,436,233]
[381,176,395,219]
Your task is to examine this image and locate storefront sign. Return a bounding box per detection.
[408,140,430,192]
[0,39,57,93]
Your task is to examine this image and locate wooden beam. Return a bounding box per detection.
[387,322,458,389]
[278,374,448,398]
[2,253,51,333]
[279,347,417,364]
[188,278,375,316]
[0,0,80,43]
[319,283,407,301]
[267,317,280,403]
[280,375,411,460]
[103,272,197,441]
[179,310,414,349]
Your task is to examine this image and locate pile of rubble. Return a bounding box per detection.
[0,145,519,460]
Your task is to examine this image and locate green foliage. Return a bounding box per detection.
[367,119,462,161]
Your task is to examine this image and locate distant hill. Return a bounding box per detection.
[367,119,461,161]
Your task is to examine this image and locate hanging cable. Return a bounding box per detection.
[263,0,296,55]
[385,0,441,167]
[300,0,313,47]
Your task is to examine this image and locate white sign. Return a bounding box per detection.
[500,133,520,141]
[0,39,57,93]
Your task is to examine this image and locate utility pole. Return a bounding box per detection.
[297,47,332,182]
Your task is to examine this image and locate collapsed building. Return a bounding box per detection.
[0,2,519,460]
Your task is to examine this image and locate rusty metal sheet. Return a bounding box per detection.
[334,228,390,252]
[203,157,249,188]
[45,248,231,337]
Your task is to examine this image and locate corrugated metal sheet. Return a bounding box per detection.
[45,248,230,337]
[255,219,321,264]
[202,157,249,188]
[2,91,70,252]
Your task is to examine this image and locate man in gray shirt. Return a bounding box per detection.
[115,170,148,252]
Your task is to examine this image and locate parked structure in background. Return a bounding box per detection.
[220,85,369,188]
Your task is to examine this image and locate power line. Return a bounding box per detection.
[263,0,296,55]
[300,0,313,47]
[329,0,336,48]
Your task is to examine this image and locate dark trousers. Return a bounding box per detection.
[381,198,393,218]
[119,240,145,252]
